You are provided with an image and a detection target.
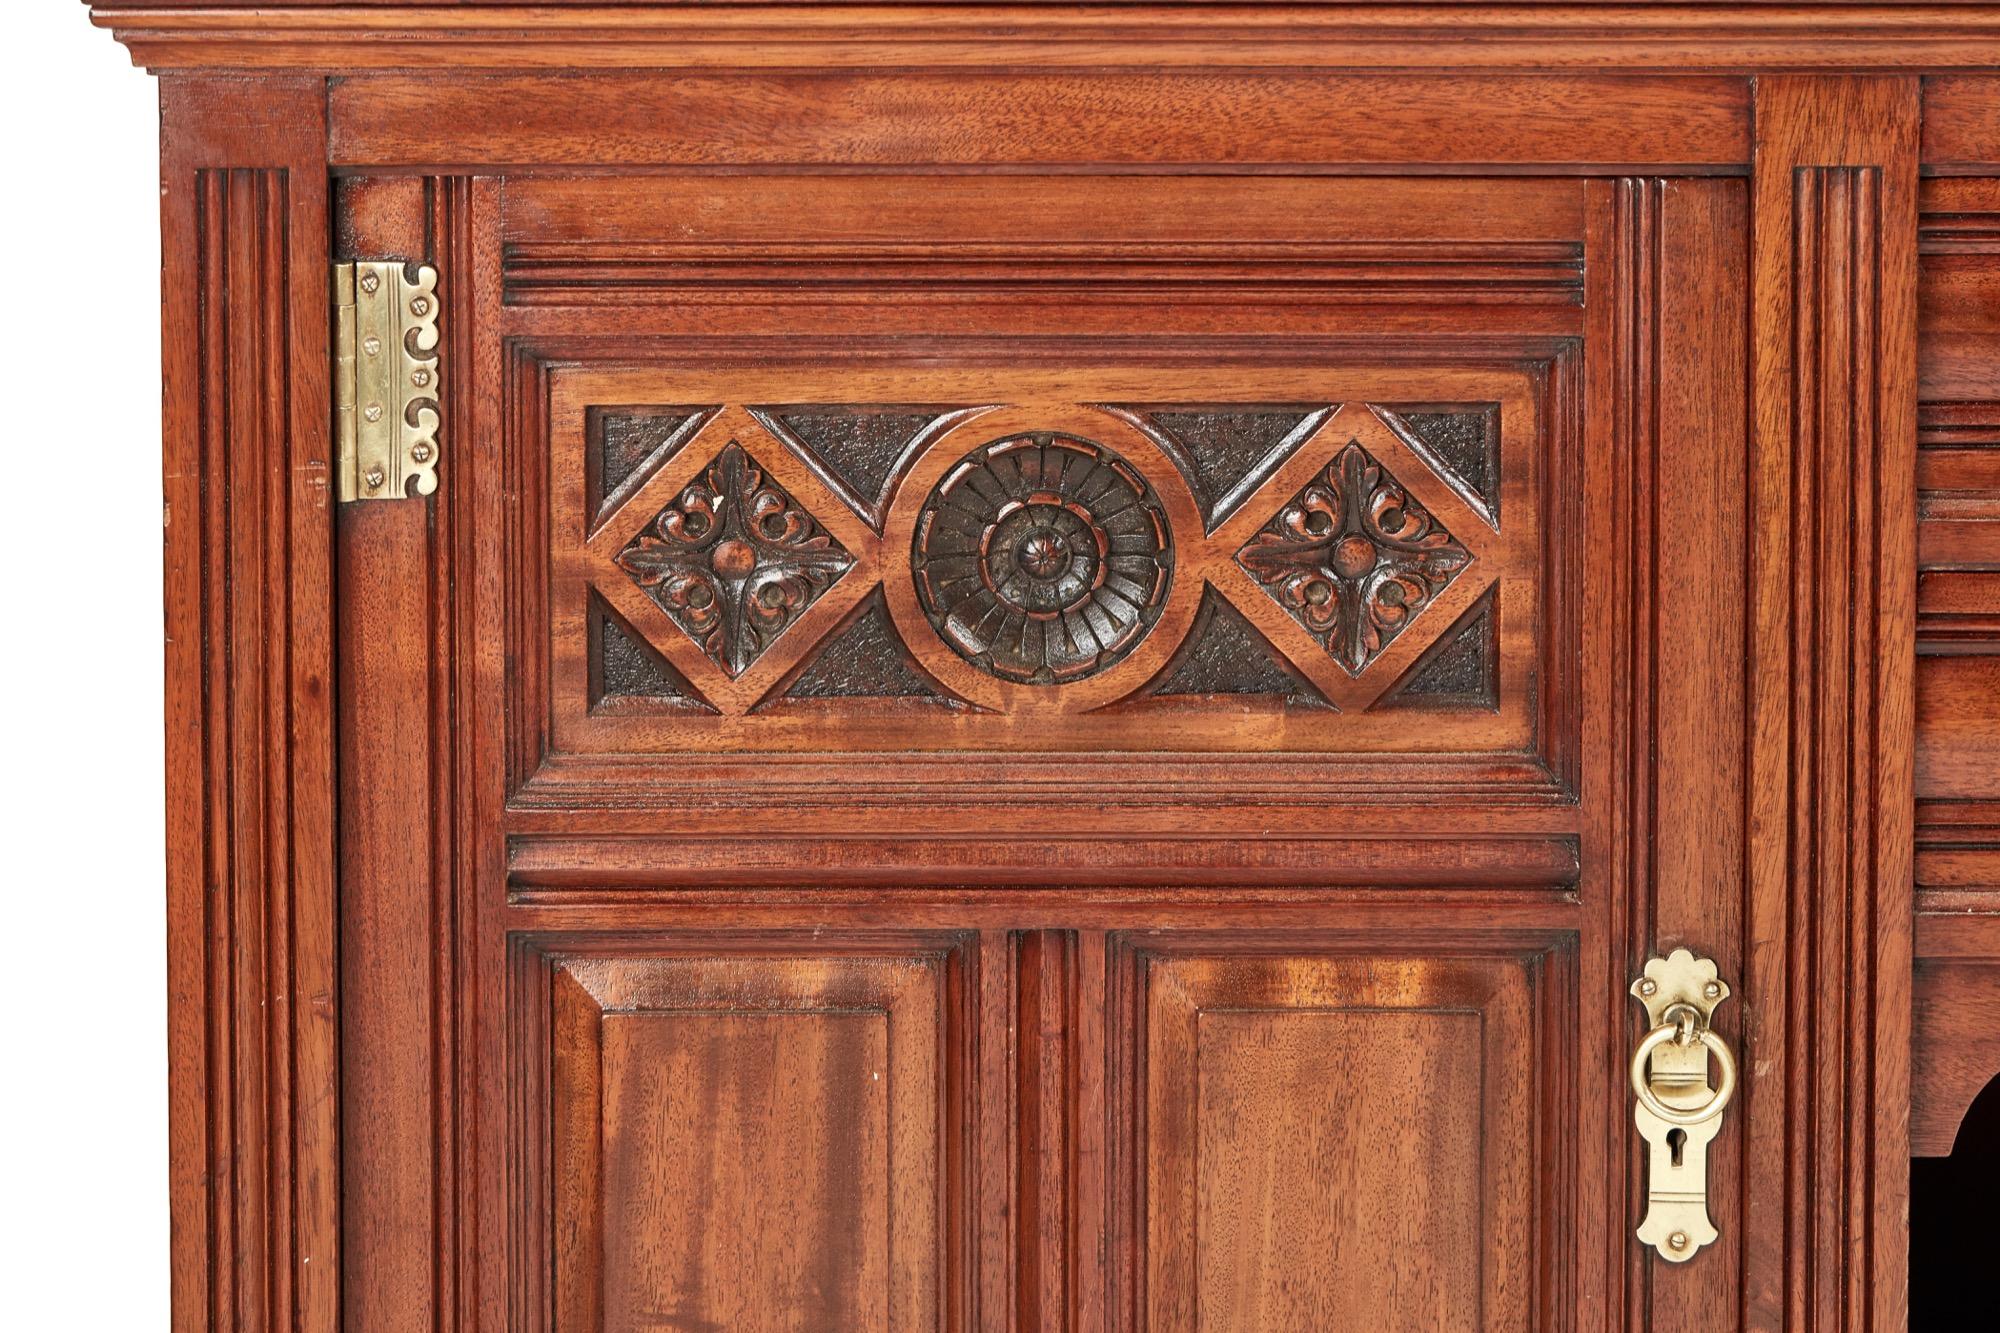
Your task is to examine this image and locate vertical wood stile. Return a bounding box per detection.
[160,76,336,1333]
[334,176,438,1333]
[1748,75,1919,1333]
[1589,171,1751,1333]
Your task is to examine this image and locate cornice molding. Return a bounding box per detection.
[90,4,2000,71]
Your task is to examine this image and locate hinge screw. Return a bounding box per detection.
[409,297,430,317]
[411,368,432,389]
[411,443,433,464]
[359,272,380,295]
[363,403,384,423]
[1638,979,1658,998]
[1666,1231,1689,1253]
[362,335,381,357]
[364,466,386,490]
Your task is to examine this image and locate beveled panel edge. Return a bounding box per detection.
[1109,927,1581,1330]
[506,930,974,1329]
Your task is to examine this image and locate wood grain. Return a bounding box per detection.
[1912,172,2000,1018]
[90,5,2000,72]
[1586,173,1752,1328]
[1921,74,2000,171]
[327,71,1749,170]
[1913,950,2000,1156]
[524,940,961,1332]
[1132,940,1557,1331]
[1746,75,1919,1333]
[88,15,1961,1332]
[158,75,338,1333]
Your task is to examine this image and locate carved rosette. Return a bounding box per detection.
[1237,441,1472,674]
[912,433,1173,684]
[614,443,853,675]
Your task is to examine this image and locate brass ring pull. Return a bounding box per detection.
[1628,1022,1737,1127]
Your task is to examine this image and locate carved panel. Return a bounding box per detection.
[752,405,970,531]
[778,591,953,704]
[1380,403,1503,522]
[589,595,716,712]
[1111,404,1330,531]
[546,361,1562,763]
[1145,588,1329,707]
[1376,587,1501,712]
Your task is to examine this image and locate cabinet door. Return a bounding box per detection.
[310,61,1937,1326]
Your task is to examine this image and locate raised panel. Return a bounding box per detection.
[1125,940,1565,1332]
[520,942,962,1332]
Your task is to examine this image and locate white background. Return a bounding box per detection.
[3,5,169,1327]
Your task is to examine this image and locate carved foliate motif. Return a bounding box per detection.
[614,443,854,675]
[1237,441,1472,674]
[912,433,1172,684]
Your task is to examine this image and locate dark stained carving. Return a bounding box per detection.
[1238,441,1472,675]
[753,405,966,530]
[1375,585,1499,711]
[1148,587,1330,707]
[913,433,1173,684]
[1378,403,1501,522]
[781,591,954,702]
[588,406,716,518]
[589,596,717,711]
[1113,404,1330,531]
[614,443,854,676]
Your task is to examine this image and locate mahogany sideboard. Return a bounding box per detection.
[85,3,2000,1330]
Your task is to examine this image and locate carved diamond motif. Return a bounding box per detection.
[614,443,853,676]
[1237,441,1472,675]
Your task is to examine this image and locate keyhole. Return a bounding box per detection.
[1667,1127,1687,1168]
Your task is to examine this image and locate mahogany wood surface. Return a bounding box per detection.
[1747,77,1919,1333]
[100,9,1986,1333]
[157,74,338,1333]
[1909,117,2000,1182]
[84,4,2000,71]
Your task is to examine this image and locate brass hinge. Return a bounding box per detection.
[333,261,441,502]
